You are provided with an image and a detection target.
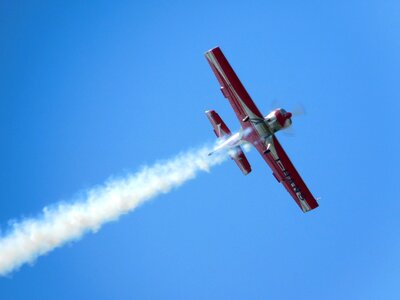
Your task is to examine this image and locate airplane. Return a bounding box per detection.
[205,46,319,213]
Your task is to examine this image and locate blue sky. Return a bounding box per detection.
[1,0,400,299]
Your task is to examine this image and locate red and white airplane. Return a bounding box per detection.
[205,47,319,212]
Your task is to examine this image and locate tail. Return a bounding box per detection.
[205,110,251,175]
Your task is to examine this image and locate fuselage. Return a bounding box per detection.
[215,108,293,153]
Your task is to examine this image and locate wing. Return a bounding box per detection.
[205,47,264,128]
[254,135,319,212]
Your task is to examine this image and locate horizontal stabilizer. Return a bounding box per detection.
[230,146,252,175]
[205,110,251,175]
[205,110,231,138]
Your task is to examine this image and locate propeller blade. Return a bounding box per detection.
[291,103,306,116]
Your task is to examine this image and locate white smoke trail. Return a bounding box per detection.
[0,145,226,276]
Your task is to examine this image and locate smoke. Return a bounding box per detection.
[0,145,226,276]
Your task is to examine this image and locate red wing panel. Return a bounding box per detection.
[205,47,264,128]
[231,146,252,175]
[254,136,319,212]
[205,110,231,138]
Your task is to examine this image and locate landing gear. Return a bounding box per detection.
[263,142,272,155]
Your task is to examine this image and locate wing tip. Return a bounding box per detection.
[205,46,222,57]
[302,202,319,213]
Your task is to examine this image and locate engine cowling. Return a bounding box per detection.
[264,108,292,133]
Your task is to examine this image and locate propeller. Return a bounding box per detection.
[282,126,296,137]
[269,99,307,137]
[291,103,306,117]
[270,98,307,117]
